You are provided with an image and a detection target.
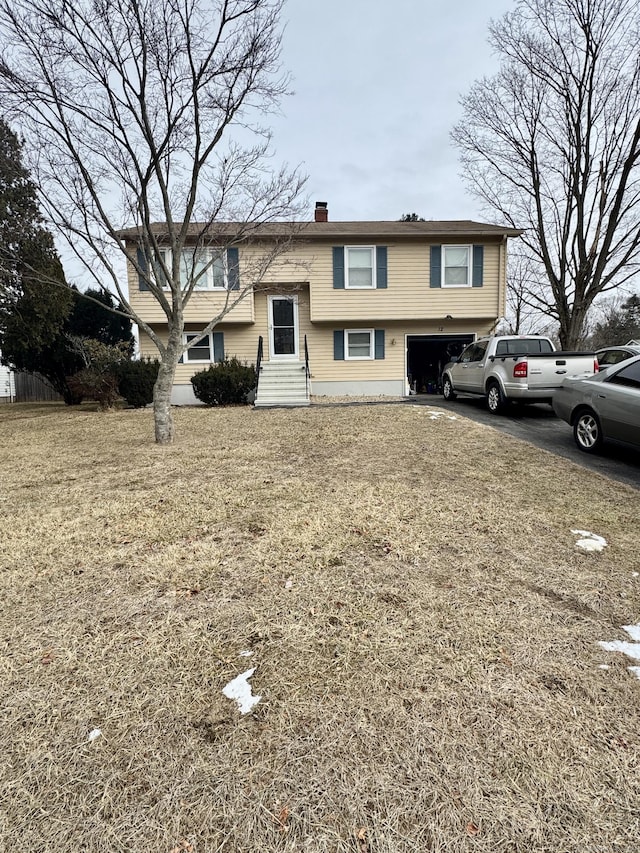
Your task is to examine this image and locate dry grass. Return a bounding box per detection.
[1,401,639,853]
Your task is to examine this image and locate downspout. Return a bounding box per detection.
[498,236,507,323]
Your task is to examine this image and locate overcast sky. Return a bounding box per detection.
[269,0,516,223]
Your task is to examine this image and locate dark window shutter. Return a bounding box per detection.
[227,247,240,290]
[472,245,484,287]
[213,331,224,362]
[376,246,387,289]
[430,245,441,288]
[137,248,150,291]
[333,247,345,289]
[374,329,385,360]
[333,330,345,360]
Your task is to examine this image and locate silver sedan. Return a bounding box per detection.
[552,354,640,453]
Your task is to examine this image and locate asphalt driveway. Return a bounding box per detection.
[410,394,640,490]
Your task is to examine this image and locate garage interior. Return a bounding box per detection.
[407,334,474,395]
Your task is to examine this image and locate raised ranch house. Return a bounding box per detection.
[121,203,522,406]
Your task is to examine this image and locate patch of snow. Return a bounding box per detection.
[420,408,458,422]
[284,577,293,589]
[599,623,640,679]
[598,664,610,670]
[571,529,608,551]
[599,640,640,660]
[88,728,102,741]
[623,624,640,642]
[633,572,639,578]
[222,668,262,714]
[238,650,253,658]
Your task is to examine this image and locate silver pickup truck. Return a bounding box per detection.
[441,335,599,414]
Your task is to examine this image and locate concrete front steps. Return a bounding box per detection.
[254,360,310,408]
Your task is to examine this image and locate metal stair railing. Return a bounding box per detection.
[255,335,263,399]
[304,334,310,399]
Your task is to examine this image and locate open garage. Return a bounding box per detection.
[406,334,474,395]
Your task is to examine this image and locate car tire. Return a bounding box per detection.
[442,375,457,400]
[573,408,603,454]
[486,381,507,414]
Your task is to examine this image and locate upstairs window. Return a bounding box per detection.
[138,247,239,292]
[156,248,227,290]
[443,245,471,287]
[346,247,376,289]
[333,246,387,289]
[430,245,483,289]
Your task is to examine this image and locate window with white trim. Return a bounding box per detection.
[183,332,214,363]
[345,329,374,360]
[157,248,227,290]
[442,245,471,287]
[345,247,376,289]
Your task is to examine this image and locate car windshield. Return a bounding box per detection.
[495,338,554,356]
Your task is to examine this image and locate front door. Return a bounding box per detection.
[268,296,299,360]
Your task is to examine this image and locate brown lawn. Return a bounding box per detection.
[0,401,639,852]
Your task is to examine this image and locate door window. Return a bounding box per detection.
[607,360,640,389]
[598,349,634,366]
[459,343,476,363]
[461,341,487,363]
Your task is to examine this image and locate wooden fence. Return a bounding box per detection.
[13,372,62,403]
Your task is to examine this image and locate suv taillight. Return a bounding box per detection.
[513,361,528,378]
[594,359,599,373]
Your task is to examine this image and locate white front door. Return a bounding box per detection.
[268,296,299,360]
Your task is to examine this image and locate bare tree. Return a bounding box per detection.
[502,252,550,334]
[452,0,640,350]
[585,291,640,348]
[0,0,306,443]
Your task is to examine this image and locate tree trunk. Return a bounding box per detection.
[152,322,183,445]
[559,304,588,351]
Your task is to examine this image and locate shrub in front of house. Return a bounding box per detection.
[117,357,160,408]
[191,357,256,406]
[66,339,127,410]
[68,368,120,410]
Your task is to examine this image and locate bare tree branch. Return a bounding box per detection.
[0,0,306,442]
[453,0,640,348]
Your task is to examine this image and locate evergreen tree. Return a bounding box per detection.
[0,122,134,403]
[0,120,77,400]
[67,288,134,353]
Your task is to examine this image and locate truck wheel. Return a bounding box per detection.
[442,375,457,400]
[573,408,603,453]
[486,381,507,414]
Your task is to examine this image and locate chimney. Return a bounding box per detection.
[314,201,328,222]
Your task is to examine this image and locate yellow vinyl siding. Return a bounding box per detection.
[138,287,313,384]
[139,313,496,390]
[304,320,494,384]
[129,232,510,394]
[129,290,254,324]
[309,242,502,322]
[127,238,504,325]
[125,250,255,324]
